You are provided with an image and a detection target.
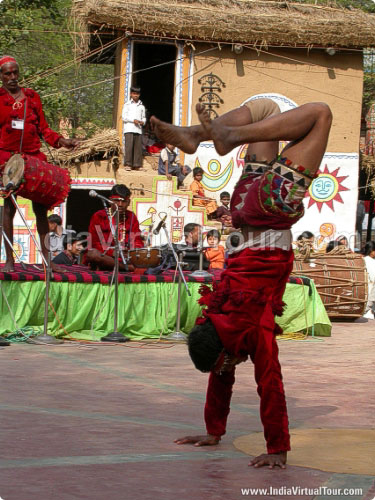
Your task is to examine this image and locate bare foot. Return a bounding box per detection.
[249,451,287,469]
[2,260,15,272]
[150,116,202,154]
[196,103,235,156]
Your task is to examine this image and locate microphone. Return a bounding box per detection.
[89,190,112,204]
[153,215,167,235]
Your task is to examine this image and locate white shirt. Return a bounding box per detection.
[364,255,375,302]
[122,99,146,134]
[49,229,76,253]
[160,147,177,165]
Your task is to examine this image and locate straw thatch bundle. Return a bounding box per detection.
[72,0,375,49]
[43,128,120,168]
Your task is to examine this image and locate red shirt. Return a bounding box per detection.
[0,87,62,153]
[88,209,144,257]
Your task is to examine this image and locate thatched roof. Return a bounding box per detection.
[43,129,120,168]
[72,0,375,49]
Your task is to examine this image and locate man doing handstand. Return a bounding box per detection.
[151,99,332,469]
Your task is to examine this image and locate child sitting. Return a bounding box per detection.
[215,191,232,227]
[204,229,225,269]
[158,143,191,186]
[190,167,218,218]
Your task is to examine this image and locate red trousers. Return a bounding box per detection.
[204,302,290,454]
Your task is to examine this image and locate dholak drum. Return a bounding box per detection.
[292,254,368,319]
[128,247,161,268]
[3,153,71,209]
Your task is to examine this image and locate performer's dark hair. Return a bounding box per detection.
[62,234,81,249]
[220,191,230,199]
[184,222,200,236]
[326,240,340,253]
[206,229,221,240]
[188,319,223,373]
[110,184,131,199]
[297,231,314,241]
[48,214,62,225]
[193,167,204,177]
[130,86,141,93]
[361,241,375,256]
[336,235,348,245]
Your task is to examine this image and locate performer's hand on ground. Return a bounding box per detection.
[174,434,221,446]
[58,137,80,149]
[249,451,287,469]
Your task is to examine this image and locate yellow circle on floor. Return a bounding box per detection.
[234,429,375,475]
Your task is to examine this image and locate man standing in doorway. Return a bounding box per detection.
[122,86,146,171]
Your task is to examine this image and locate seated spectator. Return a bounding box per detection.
[52,235,84,266]
[325,240,340,253]
[142,122,164,155]
[204,229,225,270]
[361,241,375,319]
[148,223,209,274]
[190,167,218,218]
[335,235,353,252]
[216,191,232,227]
[296,230,314,249]
[48,214,76,256]
[182,223,209,271]
[158,143,191,186]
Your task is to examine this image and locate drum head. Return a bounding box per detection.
[3,154,25,188]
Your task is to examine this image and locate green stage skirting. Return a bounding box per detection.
[0,280,331,340]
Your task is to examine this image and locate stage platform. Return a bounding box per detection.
[0,264,331,340]
[0,322,373,500]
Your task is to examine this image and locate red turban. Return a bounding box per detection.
[0,56,17,68]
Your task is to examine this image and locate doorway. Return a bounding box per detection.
[132,42,176,123]
[66,188,112,236]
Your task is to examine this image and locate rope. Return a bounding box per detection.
[5,326,39,343]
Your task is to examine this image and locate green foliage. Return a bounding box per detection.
[296,0,375,12]
[363,74,375,115]
[0,0,114,137]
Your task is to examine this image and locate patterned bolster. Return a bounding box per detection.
[259,156,317,217]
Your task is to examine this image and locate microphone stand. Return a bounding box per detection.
[33,250,63,344]
[1,230,27,271]
[101,201,130,342]
[100,199,128,267]
[160,221,191,341]
[188,229,213,279]
[9,193,48,266]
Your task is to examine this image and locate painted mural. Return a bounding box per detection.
[133,177,221,247]
[0,198,44,264]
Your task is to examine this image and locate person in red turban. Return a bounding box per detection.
[0,56,79,272]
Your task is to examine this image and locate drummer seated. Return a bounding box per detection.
[52,235,84,266]
[85,184,143,271]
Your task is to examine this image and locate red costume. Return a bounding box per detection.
[198,157,315,454]
[88,209,144,257]
[0,87,62,165]
[0,87,70,208]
